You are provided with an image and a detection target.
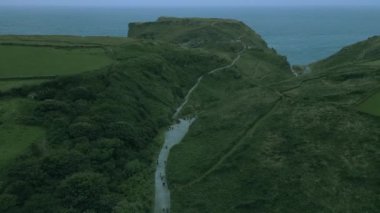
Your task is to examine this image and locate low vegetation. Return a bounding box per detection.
[0,98,45,170]
[0,18,379,213]
[164,21,380,212]
[0,35,226,212]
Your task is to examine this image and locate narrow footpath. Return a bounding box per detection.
[154,44,245,213]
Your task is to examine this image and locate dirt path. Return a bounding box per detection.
[154,44,246,213]
[172,46,246,119]
[180,98,282,189]
[291,66,299,77]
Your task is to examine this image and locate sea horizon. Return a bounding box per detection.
[1,6,380,64]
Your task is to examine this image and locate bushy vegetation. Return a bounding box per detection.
[1,18,379,213]
[0,98,45,170]
[0,36,226,212]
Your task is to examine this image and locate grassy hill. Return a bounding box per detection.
[129,17,290,78]
[310,36,380,116]
[311,36,380,71]
[129,17,273,58]
[161,20,380,212]
[0,17,379,213]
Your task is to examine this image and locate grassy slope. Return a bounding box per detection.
[129,17,271,59]
[128,19,291,190]
[128,19,380,212]
[1,18,379,212]
[311,36,380,71]
[310,36,380,117]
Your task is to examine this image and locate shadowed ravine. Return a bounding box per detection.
[154,44,245,213]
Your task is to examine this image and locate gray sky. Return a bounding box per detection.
[1,0,380,7]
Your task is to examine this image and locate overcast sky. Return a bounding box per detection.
[1,0,379,7]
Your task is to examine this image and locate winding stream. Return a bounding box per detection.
[154,45,245,213]
[154,118,195,213]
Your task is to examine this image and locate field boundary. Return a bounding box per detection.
[0,42,105,49]
[0,75,57,81]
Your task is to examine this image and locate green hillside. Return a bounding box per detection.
[311,36,380,71]
[129,17,271,57]
[0,17,379,213]
[311,36,380,117]
[0,35,226,212]
[160,19,379,212]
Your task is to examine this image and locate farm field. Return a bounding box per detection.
[0,45,112,78]
[0,38,114,91]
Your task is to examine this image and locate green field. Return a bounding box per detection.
[0,98,45,170]
[0,35,128,46]
[0,43,113,91]
[0,45,112,77]
[358,92,380,116]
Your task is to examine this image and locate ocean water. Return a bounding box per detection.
[1,6,380,64]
